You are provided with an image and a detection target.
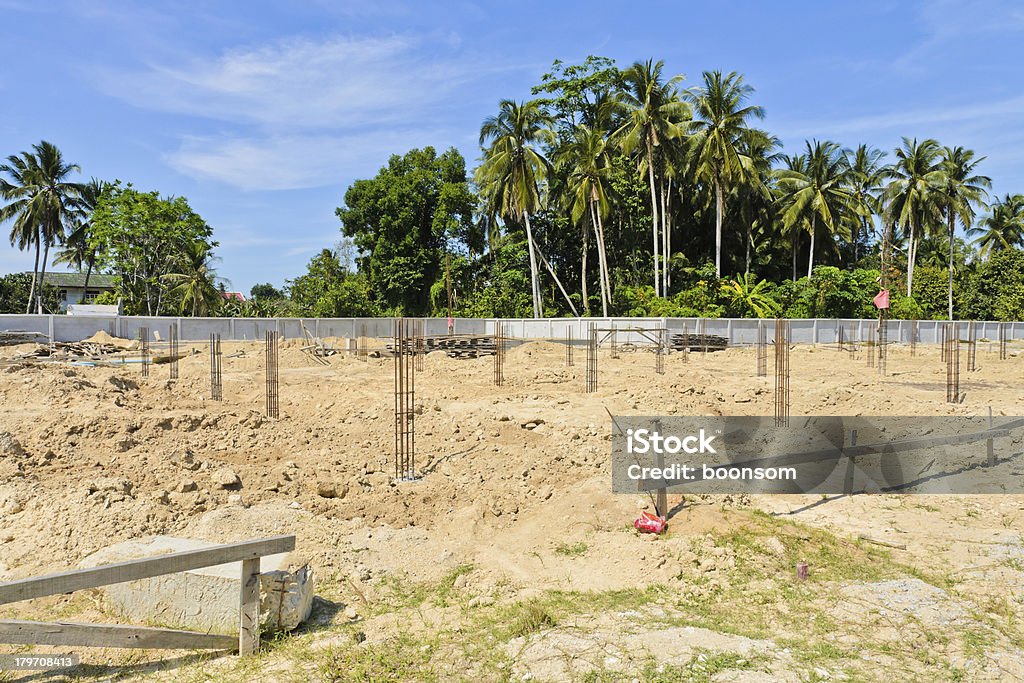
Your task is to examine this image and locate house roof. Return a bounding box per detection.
[221,291,246,301]
[26,272,117,289]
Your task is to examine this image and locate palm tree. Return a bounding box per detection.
[685,70,766,277]
[0,141,83,313]
[54,178,107,304]
[720,273,779,317]
[846,145,887,264]
[777,140,852,278]
[477,99,554,318]
[883,137,944,297]
[735,130,780,275]
[162,240,224,316]
[615,59,688,296]
[969,194,1024,259]
[560,123,614,315]
[938,146,989,319]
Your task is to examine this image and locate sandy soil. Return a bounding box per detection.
[1,336,1023,682]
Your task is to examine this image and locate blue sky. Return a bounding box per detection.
[2,0,1023,294]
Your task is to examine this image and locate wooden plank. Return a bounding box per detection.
[238,558,260,656]
[0,620,236,650]
[0,535,294,606]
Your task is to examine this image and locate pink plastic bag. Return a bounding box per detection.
[634,511,667,534]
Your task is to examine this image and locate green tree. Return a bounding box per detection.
[0,272,60,314]
[89,182,216,315]
[777,140,852,278]
[937,146,989,320]
[338,147,477,315]
[476,101,554,318]
[162,239,224,316]
[969,194,1024,258]
[846,145,887,264]
[884,137,944,297]
[685,70,766,277]
[54,178,107,304]
[288,248,377,317]
[250,283,284,300]
[0,141,83,312]
[615,59,689,294]
[720,273,779,317]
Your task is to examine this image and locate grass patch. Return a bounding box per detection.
[553,541,589,557]
[582,650,766,683]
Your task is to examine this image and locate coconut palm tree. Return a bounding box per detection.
[0,141,83,313]
[776,140,852,278]
[938,146,989,319]
[476,99,554,318]
[54,178,107,303]
[615,59,688,296]
[162,239,224,316]
[685,70,766,277]
[559,123,614,315]
[969,194,1024,259]
[720,273,779,317]
[846,144,887,264]
[735,130,781,275]
[883,137,944,297]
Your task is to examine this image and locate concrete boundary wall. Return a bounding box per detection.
[1,314,1021,346]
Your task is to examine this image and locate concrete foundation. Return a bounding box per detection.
[80,536,315,635]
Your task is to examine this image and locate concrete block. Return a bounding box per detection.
[80,536,315,635]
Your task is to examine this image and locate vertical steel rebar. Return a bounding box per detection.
[393,318,416,480]
[265,330,279,418]
[945,322,960,403]
[139,327,149,378]
[655,328,665,375]
[586,323,597,392]
[493,322,504,386]
[169,323,179,380]
[210,333,223,401]
[610,323,618,359]
[878,317,888,376]
[415,320,425,372]
[566,326,574,367]
[1000,321,1008,360]
[837,324,844,353]
[680,321,688,363]
[358,324,367,361]
[910,319,918,357]
[756,320,767,377]
[774,319,790,428]
[967,320,977,372]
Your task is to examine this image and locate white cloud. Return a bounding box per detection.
[94,33,503,190]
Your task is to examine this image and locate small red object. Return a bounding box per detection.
[873,289,890,310]
[634,511,667,534]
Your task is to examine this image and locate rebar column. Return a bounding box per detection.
[910,319,918,357]
[139,327,149,378]
[493,322,504,387]
[610,323,618,359]
[169,322,179,380]
[878,318,888,376]
[756,320,767,377]
[1000,321,1008,360]
[655,328,665,375]
[586,323,597,393]
[774,319,790,428]
[394,318,416,480]
[967,320,977,372]
[265,330,279,418]
[945,322,960,403]
[566,327,574,367]
[358,324,367,361]
[210,333,222,401]
[414,320,425,372]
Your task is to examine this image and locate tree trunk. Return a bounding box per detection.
[591,201,609,317]
[663,178,672,294]
[38,240,50,314]
[947,208,955,320]
[523,212,542,318]
[791,231,797,282]
[806,216,816,279]
[745,214,752,277]
[646,143,660,297]
[581,206,590,316]
[906,223,916,297]
[80,259,94,304]
[715,179,724,277]
[26,235,40,314]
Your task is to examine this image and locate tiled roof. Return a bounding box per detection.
[25,271,117,289]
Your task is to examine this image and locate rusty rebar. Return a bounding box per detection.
[1000,321,1008,360]
[139,327,149,378]
[774,319,790,428]
[566,326,574,367]
[878,318,888,376]
[493,322,504,386]
[169,323,179,380]
[655,328,665,375]
[967,320,977,372]
[757,320,767,377]
[265,330,279,418]
[394,318,416,480]
[586,323,597,392]
[910,319,918,357]
[210,333,222,401]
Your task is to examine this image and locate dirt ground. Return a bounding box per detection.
[1,334,1023,682]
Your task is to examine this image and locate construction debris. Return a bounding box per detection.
[670,333,728,352]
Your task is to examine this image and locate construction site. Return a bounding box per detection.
[1,318,1024,682]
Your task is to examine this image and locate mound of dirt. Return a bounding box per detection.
[83,330,133,348]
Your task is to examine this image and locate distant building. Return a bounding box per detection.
[221,291,247,302]
[27,271,117,311]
